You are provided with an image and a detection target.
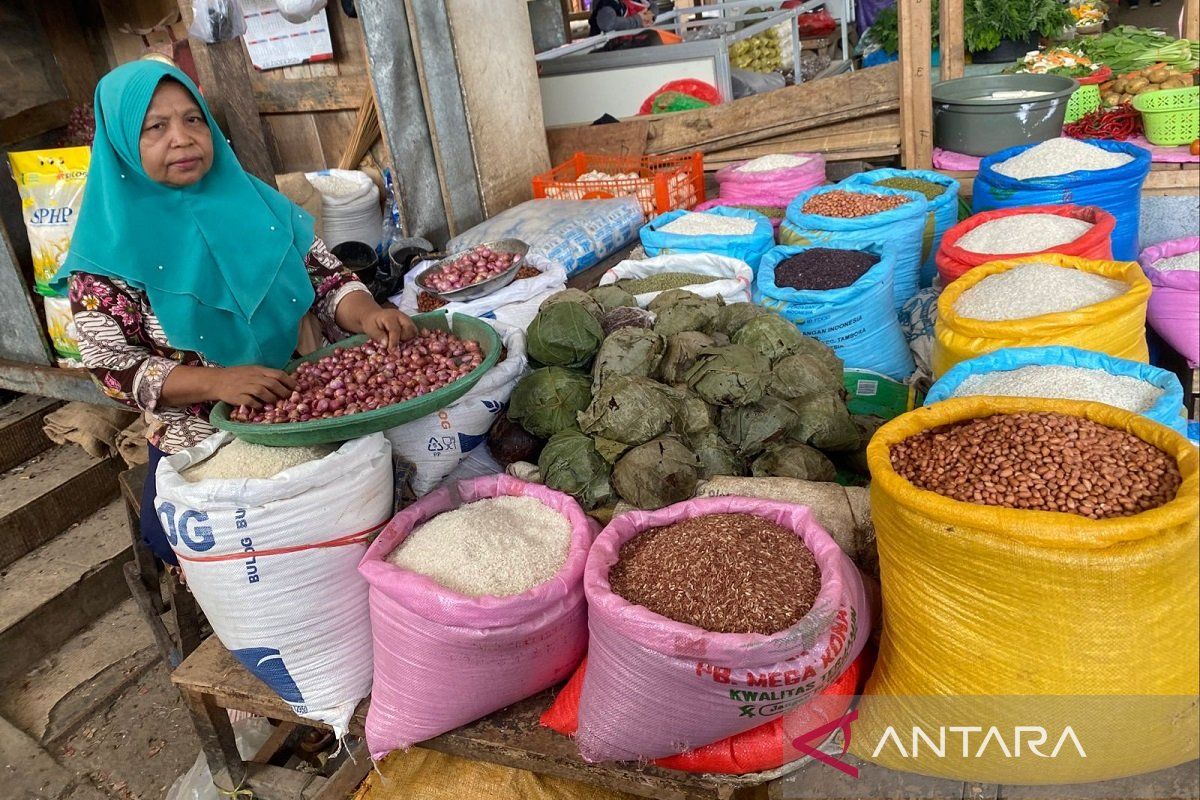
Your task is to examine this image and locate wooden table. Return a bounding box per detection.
[172,636,806,800]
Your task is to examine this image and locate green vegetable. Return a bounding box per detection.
[588,285,638,313]
[538,429,614,510]
[750,441,837,482]
[1073,26,1199,73]
[685,344,771,407]
[718,396,802,458]
[579,375,677,446]
[508,367,593,439]
[612,436,700,509]
[731,315,809,364]
[539,288,604,323]
[526,302,604,369]
[869,0,1073,55]
[591,327,665,387]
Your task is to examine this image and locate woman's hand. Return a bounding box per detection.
[211,365,297,409]
[360,307,419,349]
[335,291,418,349]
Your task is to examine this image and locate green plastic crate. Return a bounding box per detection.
[1133,86,1199,147]
[209,310,502,446]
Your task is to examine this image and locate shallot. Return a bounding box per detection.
[423,246,519,293]
[231,329,484,424]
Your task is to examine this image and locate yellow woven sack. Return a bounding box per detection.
[851,397,1199,784]
[932,253,1151,378]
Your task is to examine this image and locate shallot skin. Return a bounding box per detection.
[231,329,484,424]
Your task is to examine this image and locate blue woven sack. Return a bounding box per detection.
[780,183,929,309]
[640,206,775,270]
[755,243,915,381]
[925,345,1187,434]
[845,168,960,288]
[972,139,1151,261]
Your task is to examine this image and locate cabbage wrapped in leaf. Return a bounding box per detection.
[731,314,809,363]
[591,328,665,387]
[578,375,677,446]
[750,441,837,482]
[717,396,801,457]
[538,429,614,509]
[684,344,769,407]
[526,302,604,369]
[540,288,604,322]
[588,285,637,312]
[508,367,592,438]
[612,435,700,509]
[657,331,715,385]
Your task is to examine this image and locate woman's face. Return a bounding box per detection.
[139,81,213,187]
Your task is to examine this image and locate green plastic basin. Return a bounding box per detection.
[932,74,1079,157]
[209,310,502,446]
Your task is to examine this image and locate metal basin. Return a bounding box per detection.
[932,74,1079,157]
[415,239,530,302]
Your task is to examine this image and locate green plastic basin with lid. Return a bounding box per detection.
[209,310,502,446]
[932,74,1079,157]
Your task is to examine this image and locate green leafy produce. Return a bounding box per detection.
[718,396,802,458]
[658,385,716,435]
[685,344,770,407]
[731,314,808,363]
[592,328,665,387]
[711,303,773,337]
[790,392,861,451]
[658,331,716,385]
[769,352,844,402]
[653,293,721,337]
[538,429,614,510]
[508,367,592,439]
[871,0,1072,55]
[540,288,604,322]
[648,288,708,313]
[612,436,701,509]
[1073,26,1198,73]
[750,441,837,482]
[579,375,677,446]
[588,285,638,312]
[526,302,604,369]
[688,428,745,479]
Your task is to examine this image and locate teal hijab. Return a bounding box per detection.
[52,61,315,369]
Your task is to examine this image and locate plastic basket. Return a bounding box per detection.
[1065,84,1102,123]
[208,310,502,446]
[531,152,706,219]
[1132,86,1200,146]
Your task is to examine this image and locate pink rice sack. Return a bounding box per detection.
[1139,237,1200,367]
[575,495,871,763]
[714,153,826,207]
[358,475,596,759]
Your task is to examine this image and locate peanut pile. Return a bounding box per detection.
[801,190,911,218]
[890,412,1182,519]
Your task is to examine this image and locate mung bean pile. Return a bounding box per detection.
[735,154,811,173]
[874,176,945,200]
[615,272,719,294]
[1151,251,1200,272]
[955,214,1094,255]
[890,412,1182,519]
[992,137,1134,181]
[801,190,910,218]
[951,365,1165,412]
[386,496,571,596]
[608,513,821,635]
[658,212,758,236]
[774,248,880,290]
[954,263,1127,321]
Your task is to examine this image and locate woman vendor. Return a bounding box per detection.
[51,60,416,567]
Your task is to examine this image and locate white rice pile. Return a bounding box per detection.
[386,495,571,597]
[659,212,757,236]
[736,154,810,173]
[1151,251,1200,273]
[992,137,1133,181]
[182,439,334,482]
[951,365,1165,413]
[954,262,1127,321]
[956,214,1094,255]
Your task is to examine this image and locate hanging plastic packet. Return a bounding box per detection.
[7,147,91,298]
[188,0,247,43]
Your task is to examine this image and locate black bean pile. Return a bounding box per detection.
[608,513,821,635]
[774,248,880,290]
[890,412,1183,520]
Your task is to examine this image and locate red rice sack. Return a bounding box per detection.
[575,495,871,762]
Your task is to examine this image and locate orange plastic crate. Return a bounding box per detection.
[531,152,706,218]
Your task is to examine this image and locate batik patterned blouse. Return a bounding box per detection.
[68,237,368,454]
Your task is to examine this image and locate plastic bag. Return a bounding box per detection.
[781,184,929,310]
[188,0,247,43]
[925,345,1188,435]
[358,475,594,758]
[542,650,867,775]
[305,169,383,250]
[446,199,643,278]
[275,0,327,24]
[937,204,1116,285]
[641,207,775,271]
[843,168,960,287]
[1139,237,1200,368]
[598,253,753,307]
[755,244,914,381]
[638,79,723,115]
[932,253,1152,378]
[43,295,82,367]
[155,433,391,738]
[574,495,871,762]
[972,139,1151,261]
[385,321,528,496]
[714,153,826,208]
[730,68,787,99]
[7,147,90,297]
[394,255,568,331]
[167,718,274,800]
[856,397,1199,783]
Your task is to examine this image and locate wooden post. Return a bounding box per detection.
[1185,0,1199,42]
[939,0,964,81]
[177,0,278,186]
[898,0,934,169]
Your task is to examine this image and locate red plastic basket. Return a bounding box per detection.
[531,152,706,218]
